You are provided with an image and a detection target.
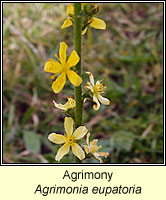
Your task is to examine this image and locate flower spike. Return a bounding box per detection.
[61,3,106,35]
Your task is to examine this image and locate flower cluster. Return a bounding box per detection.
[44,3,110,163]
[61,3,106,35]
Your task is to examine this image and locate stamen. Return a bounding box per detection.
[61,54,65,59]
[54,54,60,60]
[50,74,56,79]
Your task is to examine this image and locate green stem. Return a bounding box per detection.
[74,3,83,163]
[74,3,82,128]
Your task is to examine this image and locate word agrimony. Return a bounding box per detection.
[62,170,113,182]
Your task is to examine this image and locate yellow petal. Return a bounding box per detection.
[86,71,94,85]
[52,72,66,93]
[67,70,82,86]
[72,126,88,140]
[84,82,93,92]
[55,143,70,161]
[86,132,90,146]
[98,94,110,105]
[94,154,103,163]
[98,152,109,158]
[66,50,80,68]
[84,85,92,91]
[59,42,68,65]
[90,17,106,30]
[67,4,74,15]
[67,97,76,108]
[53,98,75,111]
[61,17,73,29]
[93,95,100,110]
[48,133,66,144]
[90,139,98,146]
[82,27,88,35]
[63,98,75,109]
[72,142,85,160]
[64,117,73,136]
[96,80,103,85]
[53,100,67,111]
[84,145,91,154]
[44,61,61,73]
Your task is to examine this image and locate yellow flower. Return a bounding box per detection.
[44,42,82,93]
[53,97,75,111]
[84,133,109,163]
[48,117,88,161]
[61,4,106,35]
[85,72,110,110]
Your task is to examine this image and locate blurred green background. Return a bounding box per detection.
[3,3,163,164]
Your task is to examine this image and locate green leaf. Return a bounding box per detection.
[23,131,40,154]
[111,131,135,152]
[8,104,15,128]
[21,107,35,126]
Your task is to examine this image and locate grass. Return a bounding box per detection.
[3,3,163,164]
